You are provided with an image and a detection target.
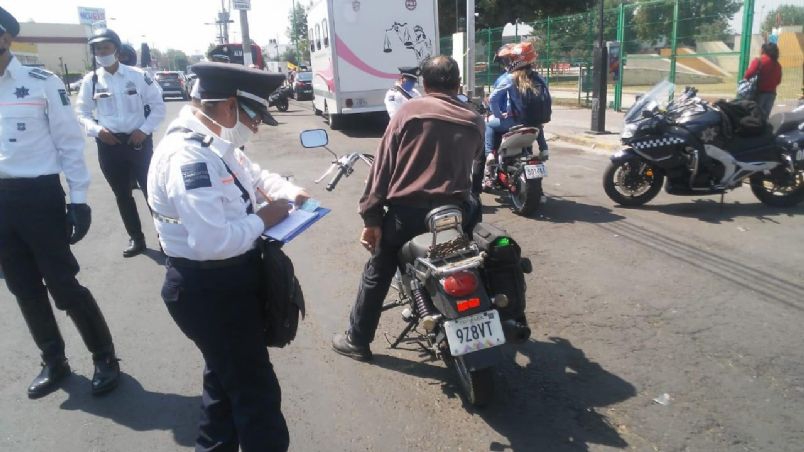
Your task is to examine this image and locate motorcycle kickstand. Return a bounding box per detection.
[384,320,418,349]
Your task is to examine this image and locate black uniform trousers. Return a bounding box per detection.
[0,175,115,364]
[161,250,289,452]
[348,201,481,345]
[96,134,153,241]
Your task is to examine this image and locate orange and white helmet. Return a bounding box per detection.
[507,41,537,71]
[493,43,515,65]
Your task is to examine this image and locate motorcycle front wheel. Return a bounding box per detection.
[750,170,804,207]
[603,159,664,206]
[509,170,543,216]
[276,100,289,112]
[448,355,494,407]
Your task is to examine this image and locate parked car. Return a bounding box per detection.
[293,71,313,100]
[155,71,188,100]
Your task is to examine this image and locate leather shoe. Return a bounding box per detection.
[28,359,70,399]
[122,238,146,258]
[91,357,120,396]
[332,332,372,362]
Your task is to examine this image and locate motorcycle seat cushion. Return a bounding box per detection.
[770,110,804,135]
[398,229,462,265]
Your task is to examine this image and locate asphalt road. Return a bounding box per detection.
[0,99,802,452]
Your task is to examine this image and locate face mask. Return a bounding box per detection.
[198,104,255,148]
[402,79,416,92]
[95,54,118,68]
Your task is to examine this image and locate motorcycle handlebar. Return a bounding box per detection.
[326,166,346,191]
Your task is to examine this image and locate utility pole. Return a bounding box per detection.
[466,0,476,99]
[589,0,608,134]
[292,0,299,64]
[232,0,252,66]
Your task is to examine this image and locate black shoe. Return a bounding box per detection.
[122,238,146,258]
[91,357,120,396]
[28,359,70,399]
[331,332,372,362]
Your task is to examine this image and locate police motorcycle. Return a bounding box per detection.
[299,129,532,407]
[604,80,804,207]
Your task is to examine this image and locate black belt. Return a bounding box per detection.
[166,249,259,269]
[0,174,60,190]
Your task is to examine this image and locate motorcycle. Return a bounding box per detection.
[485,126,549,215]
[604,80,804,207]
[299,129,533,407]
[268,85,292,112]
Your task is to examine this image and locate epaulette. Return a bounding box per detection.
[167,126,213,147]
[28,68,54,80]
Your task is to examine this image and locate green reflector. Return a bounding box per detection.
[495,237,511,247]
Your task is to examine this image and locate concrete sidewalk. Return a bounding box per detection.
[544,105,624,154]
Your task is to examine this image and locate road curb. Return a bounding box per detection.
[549,131,621,155]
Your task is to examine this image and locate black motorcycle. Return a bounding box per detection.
[603,80,804,207]
[299,129,532,407]
[268,85,292,112]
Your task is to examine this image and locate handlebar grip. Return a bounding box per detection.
[326,167,346,191]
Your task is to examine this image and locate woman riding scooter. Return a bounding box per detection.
[483,42,549,187]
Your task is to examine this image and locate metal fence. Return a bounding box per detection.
[442,0,803,112]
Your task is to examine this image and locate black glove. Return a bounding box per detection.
[66,203,92,245]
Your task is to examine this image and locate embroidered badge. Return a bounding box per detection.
[58,89,70,106]
[17,122,26,131]
[14,86,29,99]
[181,162,212,190]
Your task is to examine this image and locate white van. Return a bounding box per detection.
[308,0,439,129]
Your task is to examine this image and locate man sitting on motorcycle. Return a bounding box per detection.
[484,42,549,188]
[332,55,485,362]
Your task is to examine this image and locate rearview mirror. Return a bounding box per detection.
[300,129,329,148]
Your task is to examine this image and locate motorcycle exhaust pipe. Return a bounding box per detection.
[501,319,531,344]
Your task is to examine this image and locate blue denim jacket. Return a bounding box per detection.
[489,71,547,120]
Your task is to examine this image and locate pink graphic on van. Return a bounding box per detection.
[335,34,398,79]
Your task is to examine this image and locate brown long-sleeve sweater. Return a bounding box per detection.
[359,92,485,227]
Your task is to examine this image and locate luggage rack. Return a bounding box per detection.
[413,238,485,279]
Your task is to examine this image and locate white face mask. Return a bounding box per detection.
[198,103,255,148]
[95,54,118,68]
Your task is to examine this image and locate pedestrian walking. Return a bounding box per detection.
[0,7,120,399]
[743,42,783,121]
[148,62,310,451]
[76,28,166,257]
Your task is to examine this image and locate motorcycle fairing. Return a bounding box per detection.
[704,144,779,189]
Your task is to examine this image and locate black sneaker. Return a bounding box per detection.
[332,332,372,362]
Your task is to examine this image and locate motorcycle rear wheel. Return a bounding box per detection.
[449,355,494,407]
[276,100,289,112]
[750,171,804,207]
[509,171,543,216]
[603,160,664,206]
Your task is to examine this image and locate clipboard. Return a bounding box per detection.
[262,207,330,243]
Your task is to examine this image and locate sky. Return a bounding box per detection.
[5,0,781,56]
[5,0,304,55]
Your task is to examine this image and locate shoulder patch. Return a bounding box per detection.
[28,68,54,80]
[58,89,70,106]
[181,162,212,190]
[144,73,154,85]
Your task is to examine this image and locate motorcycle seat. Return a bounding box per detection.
[398,229,462,265]
[769,110,804,135]
[501,127,539,152]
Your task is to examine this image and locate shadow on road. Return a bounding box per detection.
[373,336,635,451]
[630,199,804,224]
[59,373,199,448]
[141,248,166,266]
[481,194,625,224]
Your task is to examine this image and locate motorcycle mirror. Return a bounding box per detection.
[456,94,469,103]
[300,129,329,149]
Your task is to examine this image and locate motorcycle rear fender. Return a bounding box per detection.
[428,275,492,320]
[457,346,503,371]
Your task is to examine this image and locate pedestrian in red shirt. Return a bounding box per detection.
[744,43,783,120]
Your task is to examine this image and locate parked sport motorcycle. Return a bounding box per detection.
[485,126,549,215]
[299,129,532,407]
[268,85,292,112]
[604,80,804,207]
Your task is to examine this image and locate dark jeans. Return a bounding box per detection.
[0,175,114,363]
[349,201,481,345]
[162,252,289,452]
[755,92,776,121]
[96,134,153,241]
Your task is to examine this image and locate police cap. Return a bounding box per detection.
[88,28,122,49]
[0,7,20,37]
[398,66,420,80]
[190,62,285,126]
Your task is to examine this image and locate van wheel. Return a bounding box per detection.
[324,102,343,130]
[313,101,322,116]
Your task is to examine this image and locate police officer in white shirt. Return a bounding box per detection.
[76,28,166,258]
[0,7,120,399]
[384,66,421,118]
[148,62,309,451]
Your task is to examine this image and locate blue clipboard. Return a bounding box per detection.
[262,207,330,243]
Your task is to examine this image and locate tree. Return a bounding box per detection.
[165,49,190,72]
[287,2,310,63]
[437,0,595,36]
[761,4,804,35]
[631,0,741,47]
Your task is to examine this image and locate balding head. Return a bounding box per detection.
[421,55,461,95]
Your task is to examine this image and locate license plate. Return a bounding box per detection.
[524,164,547,179]
[444,310,506,357]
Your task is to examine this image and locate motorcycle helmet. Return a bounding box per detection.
[506,41,537,72]
[88,28,122,50]
[493,43,514,66]
[118,44,137,66]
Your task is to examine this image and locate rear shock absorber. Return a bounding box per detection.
[411,280,438,332]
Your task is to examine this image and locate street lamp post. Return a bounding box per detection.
[589,0,608,134]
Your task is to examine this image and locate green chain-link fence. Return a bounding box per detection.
[443,0,802,112]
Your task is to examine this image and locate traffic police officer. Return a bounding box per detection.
[76,28,166,258]
[147,62,310,451]
[384,66,421,118]
[0,7,120,398]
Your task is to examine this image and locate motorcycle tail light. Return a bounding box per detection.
[442,271,478,298]
[456,298,481,312]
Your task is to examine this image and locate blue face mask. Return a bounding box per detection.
[401,79,416,92]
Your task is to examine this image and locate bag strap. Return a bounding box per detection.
[393,85,413,100]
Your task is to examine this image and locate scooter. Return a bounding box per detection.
[268,85,292,112]
[485,126,548,216]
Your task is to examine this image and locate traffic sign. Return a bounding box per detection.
[233,0,251,10]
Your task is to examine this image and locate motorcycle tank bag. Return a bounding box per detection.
[473,222,527,320]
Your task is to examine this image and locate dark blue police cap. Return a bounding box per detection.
[399,66,420,79]
[190,62,285,126]
[0,7,20,37]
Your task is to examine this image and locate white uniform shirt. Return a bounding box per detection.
[147,106,303,261]
[0,56,90,203]
[384,84,421,118]
[76,63,165,137]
